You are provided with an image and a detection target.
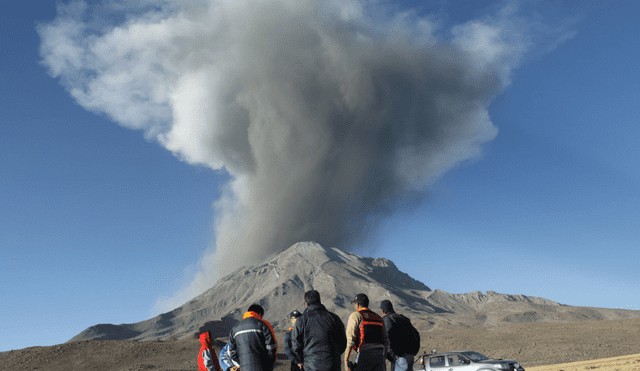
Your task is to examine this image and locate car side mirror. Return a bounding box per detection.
[463,360,470,365]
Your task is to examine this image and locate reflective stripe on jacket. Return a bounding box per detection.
[229,311,278,371]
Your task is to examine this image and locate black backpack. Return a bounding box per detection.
[386,313,421,356]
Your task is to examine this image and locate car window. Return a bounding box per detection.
[448,354,466,366]
[462,352,489,362]
[430,356,446,368]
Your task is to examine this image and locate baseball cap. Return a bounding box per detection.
[289,310,302,319]
[351,293,369,306]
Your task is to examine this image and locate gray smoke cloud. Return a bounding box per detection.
[38,0,544,312]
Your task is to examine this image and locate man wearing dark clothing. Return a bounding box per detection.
[380,300,420,371]
[292,290,347,371]
[285,310,303,371]
[229,304,278,371]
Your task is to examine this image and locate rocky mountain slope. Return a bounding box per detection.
[70,242,640,342]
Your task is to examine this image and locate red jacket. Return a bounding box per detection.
[199,331,223,371]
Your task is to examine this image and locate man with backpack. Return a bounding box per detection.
[344,293,388,371]
[379,300,421,371]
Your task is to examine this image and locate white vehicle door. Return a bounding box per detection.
[428,355,447,371]
[446,354,475,371]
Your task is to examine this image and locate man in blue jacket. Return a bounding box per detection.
[220,342,240,371]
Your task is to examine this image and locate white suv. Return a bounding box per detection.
[418,351,525,371]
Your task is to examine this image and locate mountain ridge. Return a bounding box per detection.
[70,241,639,342]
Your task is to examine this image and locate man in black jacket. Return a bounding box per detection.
[380,300,420,371]
[229,304,278,371]
[291,290,347,371]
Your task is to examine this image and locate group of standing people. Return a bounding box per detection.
[198,291,420,371]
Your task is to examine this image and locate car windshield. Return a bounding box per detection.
[460,352,489,361]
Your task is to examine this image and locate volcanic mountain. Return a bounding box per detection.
[71,242,640,342]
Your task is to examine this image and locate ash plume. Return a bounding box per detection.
[38,0,562,311]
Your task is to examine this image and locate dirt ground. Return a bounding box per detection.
[527,354,640,371]
[2,318,639,371]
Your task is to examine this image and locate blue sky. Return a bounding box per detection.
[1,0,639,352]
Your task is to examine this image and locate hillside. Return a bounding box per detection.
[70,242,640,343]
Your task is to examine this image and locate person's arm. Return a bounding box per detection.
[262,320,278,362]
[290,320,305,366]
[344,346,354,371]
[336,314,347,355]
[344,312,360,370]
[228,329,239,364]
[220,343,234,371]
[383,316,396,362]
[285,329,299,364]
[203,349,221,371]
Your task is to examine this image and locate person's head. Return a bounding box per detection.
[199,331,212,347]
[248,304,264,317]
[351,293,369,310]
[289,309,302,325]
[380,300,394,315]
[304,290,321,306]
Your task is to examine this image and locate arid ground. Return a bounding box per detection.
[2,318,639,371]
[528,354,640,371]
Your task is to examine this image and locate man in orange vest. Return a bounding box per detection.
[344,293,388,371]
